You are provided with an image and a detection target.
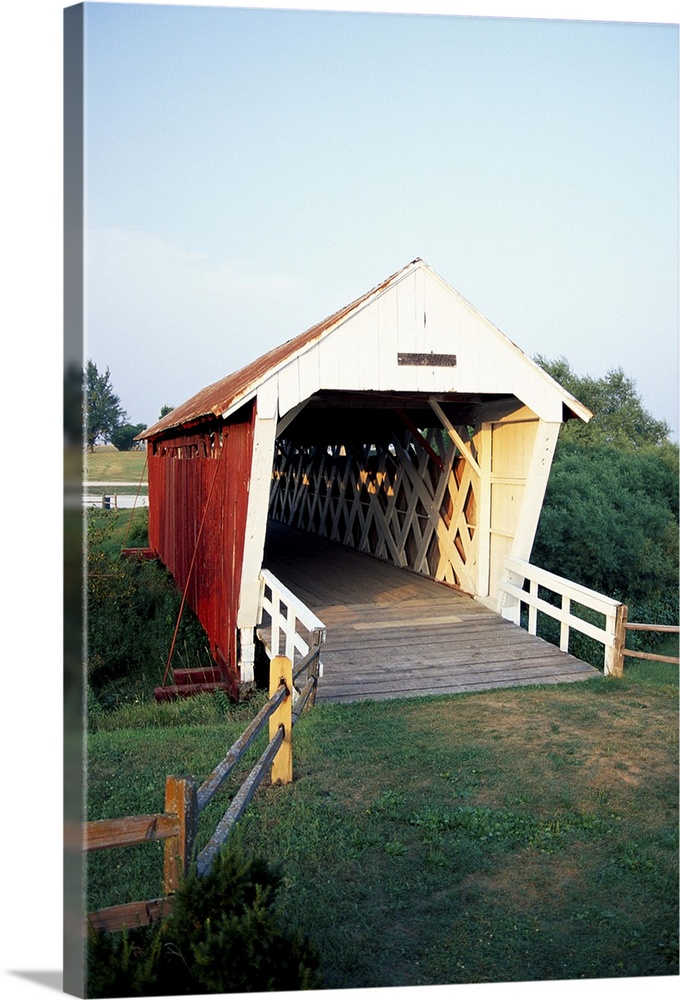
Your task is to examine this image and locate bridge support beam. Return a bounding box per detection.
[237,395,279,684]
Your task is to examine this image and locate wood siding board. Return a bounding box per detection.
[336,322,359,389]
[510,420,561,564]
[297,346,320,403]
[256,375,279,421]
[358,301,381,390]
[415,263,426,355]
[395,273,417,391]
[317,333,340,388]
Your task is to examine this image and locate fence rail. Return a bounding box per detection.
[257,567,326,671]
[499,557,626,675]
[84,815,180,851]
[292,644,323,718]
[500,558,678,675]
[83,480,149,509]
[82,653,319,933]
[623,620,680,665]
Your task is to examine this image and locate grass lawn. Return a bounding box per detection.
[85,448,148,485]
[86,660,678,988]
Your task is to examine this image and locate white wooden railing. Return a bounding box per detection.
[257,568,327,677]
[499,556,626,676]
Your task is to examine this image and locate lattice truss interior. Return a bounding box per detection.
[269,424,479,593]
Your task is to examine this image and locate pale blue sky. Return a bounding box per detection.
[82,1,679,435]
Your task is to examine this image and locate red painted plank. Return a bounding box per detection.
[120,547,157,560]
[148,402,256,693]
[172,667,223,685]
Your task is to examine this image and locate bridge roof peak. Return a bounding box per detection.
[140,258,590,439]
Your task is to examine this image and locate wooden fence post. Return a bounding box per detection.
[269,655,293,785]
[605,604,628,678]
[163,775,198,895]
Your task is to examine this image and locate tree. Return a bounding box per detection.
[159,404,174,419]
[85,361,127,449]
[110,422,147,452]
[535,355,671,449]
[533,442,679,604]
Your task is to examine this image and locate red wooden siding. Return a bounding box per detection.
[147,401,256,690]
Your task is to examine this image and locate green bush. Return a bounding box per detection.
[533,441,679,605]
[86,842,322,997]
[531,440,678,664]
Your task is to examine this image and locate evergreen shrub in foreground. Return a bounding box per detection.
[86,842,322,997]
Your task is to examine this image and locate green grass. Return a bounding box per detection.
[86,508,216,711]
[85,448,148,484]
[86,701,269,915]
[87,505,149,556]
[86,661,678,988]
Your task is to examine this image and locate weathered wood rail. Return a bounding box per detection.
[500,557,678,675]
[81,653,320,933]
[623,620,680,665]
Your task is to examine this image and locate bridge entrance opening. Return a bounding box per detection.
[267,389,521,600]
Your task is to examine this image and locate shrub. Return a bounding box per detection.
[86,842,322,996]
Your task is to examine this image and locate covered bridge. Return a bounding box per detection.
[139,259,606,700]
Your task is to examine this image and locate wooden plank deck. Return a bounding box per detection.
[263,522,600,703]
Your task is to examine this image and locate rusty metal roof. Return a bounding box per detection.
[139,259,422,440]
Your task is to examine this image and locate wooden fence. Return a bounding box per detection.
[83,494,150,509]
[82,651,320,933]
[83,481,149,509]
[499,557,626,675]
[622,617,680,666]
[500,557,678,675]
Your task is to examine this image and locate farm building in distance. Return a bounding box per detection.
[138,258,594,698]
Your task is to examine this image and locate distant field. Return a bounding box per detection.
[85,449,148,484]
